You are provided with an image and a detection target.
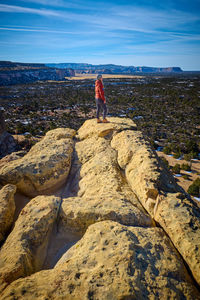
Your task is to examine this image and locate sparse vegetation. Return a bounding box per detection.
[0,73,199,201]
[0,74,199,159]
[172,164,181,174]
[181,163,191,171]
[188,178,200,197]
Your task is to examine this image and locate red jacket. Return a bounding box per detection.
[95,80,106,102]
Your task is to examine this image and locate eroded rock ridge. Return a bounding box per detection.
[0,117,199,299]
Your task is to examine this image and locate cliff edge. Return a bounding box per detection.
[0,117,199,299]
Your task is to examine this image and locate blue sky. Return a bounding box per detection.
[0,0,200,70]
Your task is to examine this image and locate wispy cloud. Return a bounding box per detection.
[0,4,61,17]
[0,26,90,35]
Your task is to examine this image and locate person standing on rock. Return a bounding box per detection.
[95,74,109,123]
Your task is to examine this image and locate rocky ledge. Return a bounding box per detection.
[0,117,199,299]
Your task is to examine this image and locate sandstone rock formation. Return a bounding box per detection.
[1,221,199,300]
[0,195,60,292]
[0,117,199,299]
[111,130,182,216]
[0,128,76,196]
[0,184,16,243]
[154,192,200,287]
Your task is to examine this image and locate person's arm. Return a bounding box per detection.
[99,82,106,102]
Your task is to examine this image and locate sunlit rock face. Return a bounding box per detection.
[0,128,76,196]
[0,118,199,299]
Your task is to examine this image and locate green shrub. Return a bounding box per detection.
[163,145,172,155]
[184,152,198,161]
[173,152,181,159]
[172,164,181,174]
[182,174,190,180]
[187,178,200,197]
[181,163,191,171]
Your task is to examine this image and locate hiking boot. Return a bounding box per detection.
[103,118,109,123]
[97,118,102,123]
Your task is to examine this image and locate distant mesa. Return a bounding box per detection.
[46,62,183,74]
[0,61,183,85]
[0,61,75,86]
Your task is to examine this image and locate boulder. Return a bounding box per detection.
[0,195,60,292]
[111,130,182,217]
[154,193,200,286]
[0,150,27,170]
[0,128,76,196]
[1,221,199,299]
[60,194,152,235]
[0,132,17,159]
[0,184,16,242]
[0,110,17,158]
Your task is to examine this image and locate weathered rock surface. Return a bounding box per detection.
[110,128,200,286]
[0,184,16,242]
[0,151,27,170]
[60,195,152,235]
[111,130,182,216]
[1,221,199,299]
[0,118,200,299]
[0,128,76,196]
[154,192,200,286]
[77,117,136,140]
[0,195,60,292]
[73,128,153,230]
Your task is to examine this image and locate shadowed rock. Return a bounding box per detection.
[0,184,16,242]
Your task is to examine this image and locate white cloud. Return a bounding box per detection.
[0,4,61,17]
[0,26,89,35]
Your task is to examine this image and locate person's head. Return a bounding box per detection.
[97,74,102,81]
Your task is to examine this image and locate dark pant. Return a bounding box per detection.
[96,98,107,119]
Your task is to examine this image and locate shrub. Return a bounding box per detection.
[163,145,172,155]
[172,164,181,174]
[173,152,181,159]
[181,163,191,171]
[183,153,193,161]
[182,174,190,180]
[184,152,198,160]
[187,178,200,197]
[186,140,199,154]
